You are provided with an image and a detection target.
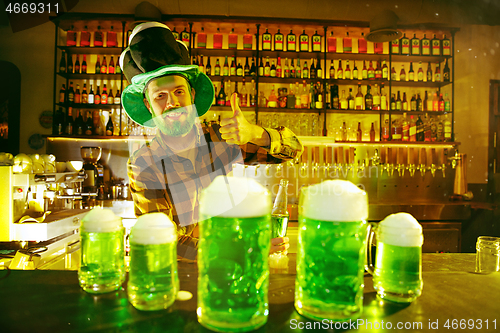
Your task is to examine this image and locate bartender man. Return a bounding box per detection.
[120,22,303,259]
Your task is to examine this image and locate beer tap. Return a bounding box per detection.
[370,149,380,166]
[265,164,271,176]
[396,148,406,177]
[439,148,447,178]
[253,165,260,177]
[418,147,427,177]
[407,148,417,177]
[311,146,320,178]
[429,148,437,177]
[386,147,395,177]
[299,146,308,178]
[324,146,332,178]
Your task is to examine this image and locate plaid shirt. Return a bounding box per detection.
[128,122,303,259]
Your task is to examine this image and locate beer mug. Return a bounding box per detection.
[78,208,125,294]
[127,213,179,311]
[366,212,423,303]
[198,176,272,332]
[295,179,368,321]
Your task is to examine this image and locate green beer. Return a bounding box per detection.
[198,176,271,332]
[78,208,125,294]
[295,180,368,321]
[127,212,179,311]
[371,212,423,303]
[373,242,422,302]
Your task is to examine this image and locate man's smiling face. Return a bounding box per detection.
[144,75,197,137]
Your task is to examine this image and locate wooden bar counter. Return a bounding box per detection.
[1,254,499,332]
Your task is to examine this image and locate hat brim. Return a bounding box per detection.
[122,65,214,127]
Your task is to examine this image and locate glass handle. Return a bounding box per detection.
[365,222,376,275]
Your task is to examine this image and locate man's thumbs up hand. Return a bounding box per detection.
[219,93,253,145]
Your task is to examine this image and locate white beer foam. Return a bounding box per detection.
[301,180,368,221]
[199,176,271,218]
[81,207,122,233]
[378,212,423,247]
[131,212,177,245]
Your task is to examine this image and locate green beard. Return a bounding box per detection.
[153,105,197,137]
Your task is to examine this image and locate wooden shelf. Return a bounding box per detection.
[58,46,123,55]
[57,72,122,80]
[56,103,122,110]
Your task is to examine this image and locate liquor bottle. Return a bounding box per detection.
[410,93,416,111]
[287,30,296,51]
[101,84,108,104]
[391,117,402,141]
[109,56,115,74]
[390,93,396,111]
[343,32,352,53]
[214,58,221,76]
[391,66,397,81]
[270,60,277,77]
[411,33,420,55]
[375,60,382,79]
[250,57,256,76]
[172,27,179,40]
[434,62,441,82]
[276,57,282,78]
[402,92,408,111]
[416,115,424,141]
[82,83,89,104]
[195,27,207,49]
[250,80,257,107]
[213,28,222,49]
[283,58,289,78]
[423,91,429,111]
[374,42,384,54]
[290,58,296,78]
[107,26,117,47]
[359,32,367,53]
[436,116,444,141]
[228,28,237,50]
[409,115,417,142]
[93,110,103,136]
[236,60,243,76]
[312,30,321,52]
[95,56,101,74]
[262,28,272,51]
[59,51,67,73]
[421,34,430,56]
[300,82,309,109]
[309,83,315,109]
[416,93,422,111]
[223,56,229,76]
[329,60,335,79]
[217,80,226,106]
[431,34,441,56]
[75,110,85,135]
[382,117,390,141]
[402,113,409,142]
[198,55,205,74]
[106,111,114,136]
[95,85,101,104]
[299,30,309,52]
[368,61,375,80]
[438,93,445,111]
[81,26,90,47]
[101,56,107,74]
[408,61,414,81]
[391,37,400,54]
[370,122,376,141]
[181,28,190,46]
[243,28,253,50]
[372,84,380,110]
[337,59,343,79]
[108,89,114,105]
[85,111,94,135]
[114,89,121,105]
[274,29,284,51]
[382,60,388,80]
[443,58,450,82]
[344,60,351,79]
[352,61,358,80]
[67,55,73,73]
[340,90,348,110]
[380,84,387,110]
[444,93,451,111]
[226,80,233,106]
[401,33,410,55]
[82,55,87,73]
[66,25,76,46]
[296,59,301,78]
[75,84,81,104]
[88,84,94,104]
[115,60,121,74]
[258,57,264,77]
[59,84,66,103]
[94,26,104,47]
[433,91,439,111]
[327,31,336,52]
[240,79,248,107]
[332,84,339,110]
[417,61,424,81]
[427,91,434,111]
[356,122,362,141]
[309,58,316,79]
[347,88,355,110]
[264,56,271,77]
[65,107,74,135]
[355,83,364,110]
[54,108,65,135]
[426,62,432,81]
[443,114,452,141]
[442,34,451,56]
[430,116,437,141]
[400,64,406,81]
[68,82,75,103]
[362,60,368,80]
[302,59,308,79]
[396,91,402,110]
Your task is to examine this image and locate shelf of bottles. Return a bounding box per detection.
[178,20,456,144]
[52,20,131,137]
